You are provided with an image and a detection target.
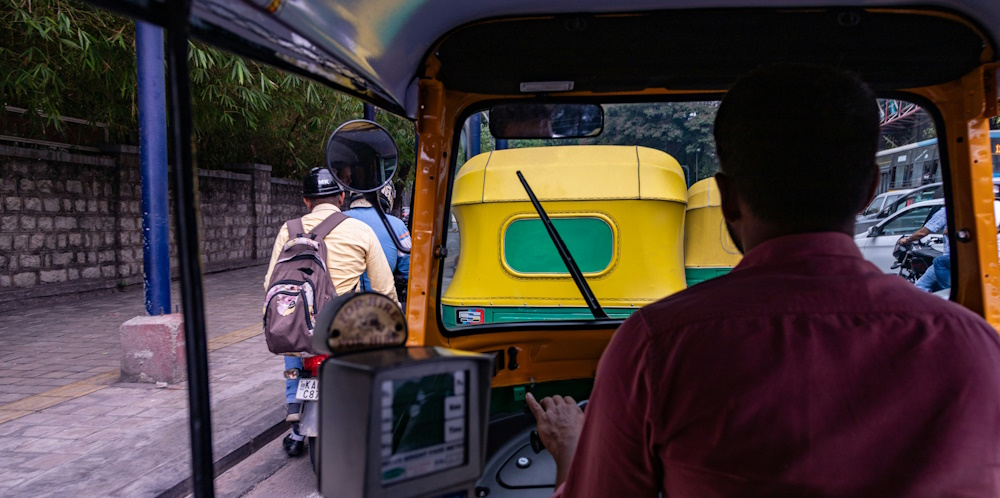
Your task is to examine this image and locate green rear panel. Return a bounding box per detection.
[504,218,613,273]
[685,267,733,287]
[442,305,638,327]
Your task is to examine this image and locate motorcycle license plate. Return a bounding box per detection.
[296,379,319,401]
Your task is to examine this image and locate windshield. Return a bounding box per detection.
[440,99,992,332]
[862,194,888,216]
[441,102,714,330]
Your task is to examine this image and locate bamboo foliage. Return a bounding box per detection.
[0,0,416,181]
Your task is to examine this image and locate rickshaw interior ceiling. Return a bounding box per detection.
[90,0,1000,117]
[433,10,989,94]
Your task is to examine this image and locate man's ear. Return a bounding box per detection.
[302,197,312,210]
[714,172,741,223]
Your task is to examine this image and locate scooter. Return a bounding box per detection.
[285,353,329,471]
[891,241,942,283]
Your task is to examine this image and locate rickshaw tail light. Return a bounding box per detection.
[303,355,329,376]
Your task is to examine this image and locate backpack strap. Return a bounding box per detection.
[287,218,306,238]
[309,212,349,240]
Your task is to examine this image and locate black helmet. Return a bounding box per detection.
[302,167,343,198]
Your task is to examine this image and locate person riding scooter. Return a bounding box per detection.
[264,167,398,457]
[344,183,411,305]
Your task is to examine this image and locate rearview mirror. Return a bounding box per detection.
[489,103,603,139]
[325,120,398,193]
[867,226,876,237]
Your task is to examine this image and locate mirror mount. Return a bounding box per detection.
[370,191,410,255]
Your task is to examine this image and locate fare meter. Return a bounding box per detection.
[312,293,493,498]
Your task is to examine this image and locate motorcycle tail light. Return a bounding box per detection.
[303,354,329,377]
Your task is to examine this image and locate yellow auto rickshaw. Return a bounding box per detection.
[684,177,743,286]
[441,145,688,326]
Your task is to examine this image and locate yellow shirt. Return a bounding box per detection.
[264,203,399,305]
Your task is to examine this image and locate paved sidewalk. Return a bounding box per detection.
[0,265,289,497]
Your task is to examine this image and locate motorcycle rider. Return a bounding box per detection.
[344,183,411,304]
[897,207,948,292]
[264,167,398,457]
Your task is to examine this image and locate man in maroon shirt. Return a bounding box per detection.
[527,64,1000,496]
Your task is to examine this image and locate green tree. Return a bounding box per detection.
[1,0,415,183]
[1,0,136,140]
[502,102,720,184]
[597,102,719,183]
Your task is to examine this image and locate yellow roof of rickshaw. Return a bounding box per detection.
[686,177,722,210]
[452,145,687,206]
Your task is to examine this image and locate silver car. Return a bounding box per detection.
[857,190,910,220]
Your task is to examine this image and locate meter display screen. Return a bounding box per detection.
[380,370,467,484]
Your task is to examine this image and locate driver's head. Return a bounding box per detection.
[332,164,353,187]
[714,64,879,240]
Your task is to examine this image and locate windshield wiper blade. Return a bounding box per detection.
[516,171,609,320]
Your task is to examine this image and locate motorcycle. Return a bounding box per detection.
[891,241,942,283]
[285,353,329,471]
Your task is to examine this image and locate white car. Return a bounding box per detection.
[855,199,946,273]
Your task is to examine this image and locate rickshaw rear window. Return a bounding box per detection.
[503,218,613,274]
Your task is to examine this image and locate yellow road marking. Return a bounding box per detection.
[207,324,262,351]
[0,324,262,425]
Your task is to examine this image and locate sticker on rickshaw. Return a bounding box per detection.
[457,309,484,325]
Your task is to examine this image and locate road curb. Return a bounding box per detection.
[156,406,289,498]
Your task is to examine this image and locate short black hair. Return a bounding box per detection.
[714,64,879,227]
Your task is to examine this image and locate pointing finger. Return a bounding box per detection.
[526,392,545,418]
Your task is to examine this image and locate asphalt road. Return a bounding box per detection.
[208,429,319,498]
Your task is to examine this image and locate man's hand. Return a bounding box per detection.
[526,392,585,487]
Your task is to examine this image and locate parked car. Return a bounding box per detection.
[855,183,941,234]
[855,199,946,273]
[857,189,910,220]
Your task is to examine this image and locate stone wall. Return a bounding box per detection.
[270,178,305,235]
[197,169,255,266]
[0,145,306,311]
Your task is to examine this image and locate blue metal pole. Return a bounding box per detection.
[136,21,171,316]
[469,113,481,157]
[495,139,509,150]
[364,103,376,121]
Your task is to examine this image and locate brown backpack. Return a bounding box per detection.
[263,213,347,354]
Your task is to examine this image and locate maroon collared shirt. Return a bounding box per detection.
[555,232,1000,497]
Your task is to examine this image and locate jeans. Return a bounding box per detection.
[933,254,951,289]
[915,255,950,293]
[284,356,302,404]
